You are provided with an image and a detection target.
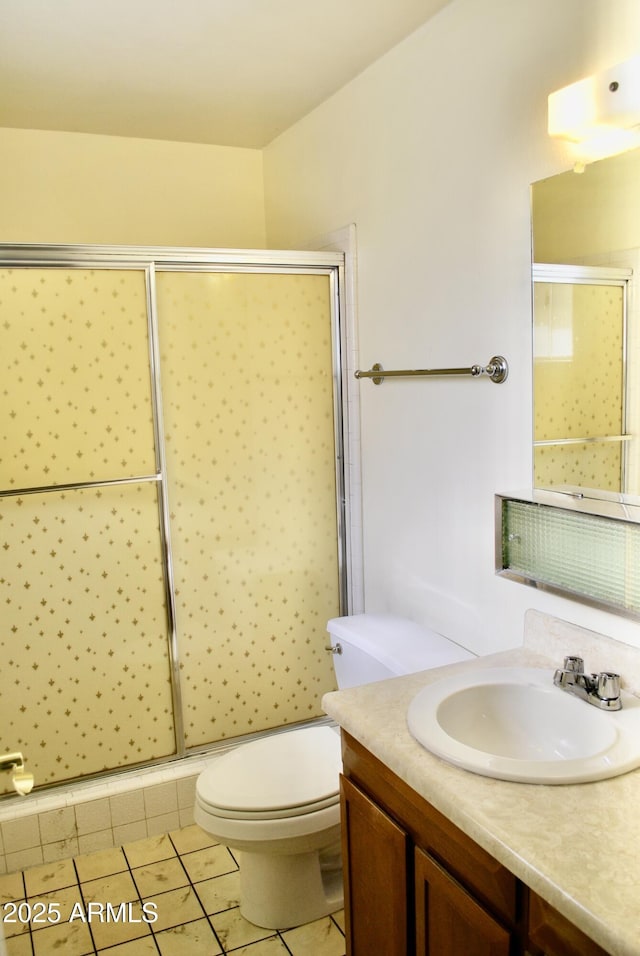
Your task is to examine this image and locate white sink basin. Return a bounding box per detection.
[407,667,640,784]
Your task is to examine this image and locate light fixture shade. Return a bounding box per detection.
[548,55,640,145]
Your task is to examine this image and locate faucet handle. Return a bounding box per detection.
[563,656,584,673]
[596,672,621,701]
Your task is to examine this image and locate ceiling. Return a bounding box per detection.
[0,0,451,149]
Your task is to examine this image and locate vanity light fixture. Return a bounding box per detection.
[548,54,640,165]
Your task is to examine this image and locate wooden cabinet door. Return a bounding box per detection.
[527,892,610,956]
[340,775,411,956]
[415,847,512,956]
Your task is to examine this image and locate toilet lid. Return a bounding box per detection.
[197,726,341,818]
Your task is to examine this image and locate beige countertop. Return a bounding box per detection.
[322,610,640,956]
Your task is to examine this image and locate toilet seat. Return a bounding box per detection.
[198,792,339,820]
[196,726,341,822]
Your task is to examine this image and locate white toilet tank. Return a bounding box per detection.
[326,614,474,688]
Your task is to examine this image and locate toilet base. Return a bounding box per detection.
[237,840,343,929]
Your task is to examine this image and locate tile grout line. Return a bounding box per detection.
[72,855,98,956]
[19,867,35,956]
[171,838,233,955]
[162,829,228,954]
[275,930,296,956]
[119,834,196,955]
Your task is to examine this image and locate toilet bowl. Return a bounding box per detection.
[195,725,342,928]
[194,614,474,928]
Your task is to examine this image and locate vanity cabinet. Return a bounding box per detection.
[340,732,609,956]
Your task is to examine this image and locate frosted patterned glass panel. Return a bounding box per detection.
[501,498,640,616]
[534,442,622,494]
[0,268,156,489]
[0,482,176,790]
[534,282,624,492]
[156,272,340,746]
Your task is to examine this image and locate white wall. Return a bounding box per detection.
[264,0,640,654]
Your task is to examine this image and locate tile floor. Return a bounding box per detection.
[0,824,346,956]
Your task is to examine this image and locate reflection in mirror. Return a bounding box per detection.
[531,147,640,499]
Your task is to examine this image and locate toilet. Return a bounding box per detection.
[194,614,473,929]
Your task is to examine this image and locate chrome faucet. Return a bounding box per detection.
[553,656,622,711]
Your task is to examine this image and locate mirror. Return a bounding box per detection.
[531,147,640,500]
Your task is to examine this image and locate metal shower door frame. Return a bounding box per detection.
[0,243,350,770]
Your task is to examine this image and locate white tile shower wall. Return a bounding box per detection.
[0,755,210,875]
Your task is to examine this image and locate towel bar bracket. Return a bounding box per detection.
[355,355,508,385]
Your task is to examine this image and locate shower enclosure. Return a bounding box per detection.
[0,244,350,794]
[533,263,636,494]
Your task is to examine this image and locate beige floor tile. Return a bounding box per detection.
[88,901,153,951]
[81,870,138,904]
[168,824,215,855]
[31,918,94,956]
[193,869,241,915]
[143,885,204,932]
[180,844,238,884]
[132,857,188,898]
[74,847,128,882]
[28,884,84,930]
[97,937,158,955]
[155,916,223,956]
[281,915,346,956]
[209,906,273,951]
[0,872,25,905]
[332,910,345,933]
[5,933,33,956]
[226,937,290,956]
[1,899,30,939]
[24,857,78,896]
[122,833,176,869]
[2,824,346,956]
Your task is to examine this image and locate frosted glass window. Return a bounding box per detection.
[499,497,640,617]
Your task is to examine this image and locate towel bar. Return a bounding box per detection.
[355,355,508,385]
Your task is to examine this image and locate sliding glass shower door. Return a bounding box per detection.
[0,248,346,793]
[533,266,630,493]
[155,270,340,746]
[0,265,176,790]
